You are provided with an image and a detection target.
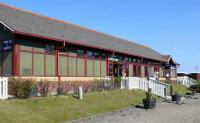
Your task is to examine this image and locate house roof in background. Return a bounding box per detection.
[0,3,166,61]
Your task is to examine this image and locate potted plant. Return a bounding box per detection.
[171,85,182,102]
[185,91,194,96]
[171,92,182,102]
[143,88,156,109]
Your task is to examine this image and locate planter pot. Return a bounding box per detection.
[171,94,181,102]
[186,92,194,96]
[143,98,156,109]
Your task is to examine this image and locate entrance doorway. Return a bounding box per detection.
[108,61,126,77]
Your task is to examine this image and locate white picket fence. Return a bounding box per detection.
[177,76,196,87]
[0,77,8,99]
[122,77,171,98]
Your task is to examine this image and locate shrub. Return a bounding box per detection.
[189,84,200,93]
[58,80,112,95]
[37,81,57,97]
[11,78,35,99]
[113,76,122,87]
[58,81,74,95]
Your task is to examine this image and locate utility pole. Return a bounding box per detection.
[196,65,198,73]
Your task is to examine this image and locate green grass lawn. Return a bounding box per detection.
[0,89,146,123]
[172,84,189,96]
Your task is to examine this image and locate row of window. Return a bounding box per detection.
[128,64,159,77]
[19,40,107,59]
[20,51,107,77]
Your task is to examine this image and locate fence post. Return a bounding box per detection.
[78,86,83,100]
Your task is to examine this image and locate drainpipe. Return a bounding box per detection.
[56,41,67,82]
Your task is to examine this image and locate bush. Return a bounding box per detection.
[113,76,122,87]
[189,84,200,93]
[57,80,114,95]
[11,78,35,99]
[172,84,189,96]
[37,81,58,97]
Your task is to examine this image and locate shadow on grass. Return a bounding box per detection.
[72,94,79,99]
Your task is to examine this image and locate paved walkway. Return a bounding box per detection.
[69,94,200,123]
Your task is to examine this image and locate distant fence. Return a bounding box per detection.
[177,76,196,87]
[122,77,171,98]
[0,77,8,99]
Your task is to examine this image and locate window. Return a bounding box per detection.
[20,52,32,75]
[101,53,106,59]
[94,60,100,76]
[68,47,76,56]
[19,40,32,51]
[137,66,141,77]
[133,65,137,76]
[3,51,12,75]
[59,56,67,76]
[87,51,93,58]
[68,57,76,76]
[101,60,106,77]
[87,59,93,76]
[77,58,85,76]
[77,50,84,57]
[141,66,145,77]
[129,64,133,77]
[46,55,55,76]
[119,56,124,61]
[94,52,100,59]
[124,57,129,62]
[33,42,44,52]
[46,45,55,53]
[34,54,44,76]
[145,67,148,77]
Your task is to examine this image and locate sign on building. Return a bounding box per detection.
[3,40,12,51]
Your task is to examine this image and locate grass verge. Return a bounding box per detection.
[0,89,146,123]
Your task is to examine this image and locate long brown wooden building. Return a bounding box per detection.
[0,3,179,82]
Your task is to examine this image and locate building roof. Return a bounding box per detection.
[162,55,171,62]
[0,3,166,61]
[162,55,179,66]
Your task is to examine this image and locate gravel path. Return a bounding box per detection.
[68,94,200,123]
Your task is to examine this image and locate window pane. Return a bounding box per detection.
[137,66,141,77]
[141,66,145,77]
[77,58,85,76]
[69,47,76,56]
[87,59,93,76]
[59,55,67,76]
[87,51,93,58]
[19,40,32,51]
[34,53,44,75]
[101,60,106,77]
[94,52,100,59]
[94,60,100,76]
[129,64,133,77]
[3,51,12,75]
[133,65,137,76]
[77,50,84,57]
[20,52,32,75]
[145,67,148,77]
[33,42,44,52]
[101,53,106,59]
[46,45,55,54]
[46,55,55,76]
[68,57,76,76]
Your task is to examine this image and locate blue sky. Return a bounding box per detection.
[1,0,200,72]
